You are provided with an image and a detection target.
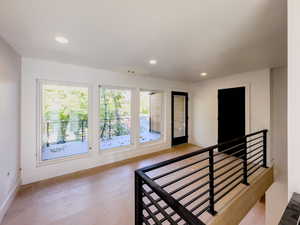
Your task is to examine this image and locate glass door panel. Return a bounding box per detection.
[173,95,186,138]
[172,92,188,145]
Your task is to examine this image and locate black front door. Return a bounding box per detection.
[218,87,246,155]
[172,92,188,146]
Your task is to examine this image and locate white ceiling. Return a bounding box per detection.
[0,0,286,82]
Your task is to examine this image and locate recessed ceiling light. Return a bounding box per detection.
[149,59,157,65]
[55,36,69,44]
[201,72,208,76]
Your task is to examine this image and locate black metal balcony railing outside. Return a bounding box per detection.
[44,117,131,147]
[44,116,157,148]
[135,130,268,225]
[100,117,131,140]
[44,120,88,147]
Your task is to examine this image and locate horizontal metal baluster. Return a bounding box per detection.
[165,192,209,222]
[247,151,263,161]
[190,197,210,213]
[142,217,151,225]
[138,171,205,225]
[148,205,171,218]
[214,148,246,164]
[214,168,243,188]
[146,174,210,209]
[142,203,161,224]
[246,135,263,143]
[248,155,264,166]
[195,205,211,217]
[146,165,210,198]
[247,159,264,173]
[248,163,264,178]
[151,157,209,181]
[143,188,178,225]
[161,165,209,188]
[214,174,243,196]
[140,147,213,173]
[246,145,264,155]
[177,181,210,201]
[214,142,246,156]
[214,136,262,158]
[246,140,264,150]
[214,161,243,180]
[214,179,243,203]
[182,189,210,208]
[214,156,244,173]
[169,173,209,195]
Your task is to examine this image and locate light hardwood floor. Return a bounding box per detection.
[2,144,264,225]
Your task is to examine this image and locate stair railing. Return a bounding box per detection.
[135,129,268,225]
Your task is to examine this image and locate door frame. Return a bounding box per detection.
[171,91,188,146]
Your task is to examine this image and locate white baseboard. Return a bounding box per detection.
[0,180,20,224]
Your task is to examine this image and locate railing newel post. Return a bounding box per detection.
[135,171,143,225]
[242,137,250,186]
[208,148,217,216]
[263,130,268,168]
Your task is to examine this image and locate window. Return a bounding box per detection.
[40,83,89,161]
[38,82,165,162]
[99,87,132,150]
[139,90,163,143]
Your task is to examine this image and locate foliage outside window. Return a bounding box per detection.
[99,87,131,150]
[39,82,165,162]
[41,84,89,161]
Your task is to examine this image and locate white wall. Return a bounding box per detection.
[266,67,287,225]
[288,0,300,198]
[0,36,21,222]
[190,69,270,148]
[21,58,190,184]
[189,68,289,225]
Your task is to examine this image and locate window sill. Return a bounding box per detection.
[36,151,92,167]
[36,140,167,168]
